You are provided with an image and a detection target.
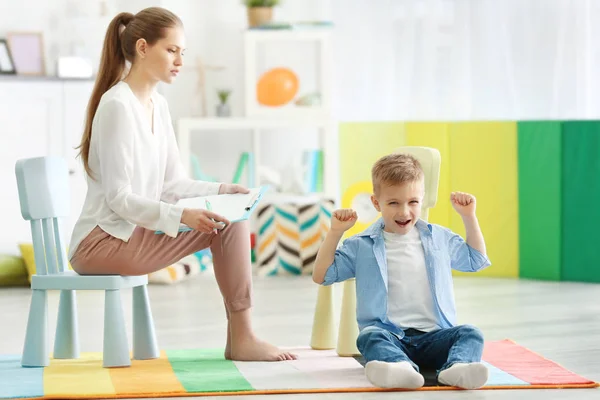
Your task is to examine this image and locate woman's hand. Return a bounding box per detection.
[181,208,230,234]
[219,183,251,195]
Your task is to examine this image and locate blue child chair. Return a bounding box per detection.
[15,156,159,368]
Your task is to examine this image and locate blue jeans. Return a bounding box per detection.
[356,325,484,375]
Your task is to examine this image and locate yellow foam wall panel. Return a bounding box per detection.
[448,122,519,278]
[405,123,452,228]
[338,122,406,237]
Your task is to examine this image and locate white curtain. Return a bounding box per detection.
[332,0,600,121]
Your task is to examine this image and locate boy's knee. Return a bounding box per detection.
[458,324,484,342]
[357,326,392,346]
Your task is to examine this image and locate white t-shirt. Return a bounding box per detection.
[383,227,440,332]
[68,81,220,259]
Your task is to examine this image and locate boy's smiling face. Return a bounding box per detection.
[371,179,424,234]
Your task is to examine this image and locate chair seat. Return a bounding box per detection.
[31,271,148,290]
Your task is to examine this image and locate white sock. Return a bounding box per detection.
[365,360,424,389]
[438,362,489,389]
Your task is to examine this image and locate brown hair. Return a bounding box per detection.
[77,7,182,178]
[371,153,424,194]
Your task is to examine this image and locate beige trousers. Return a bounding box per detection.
[70,222,252,312]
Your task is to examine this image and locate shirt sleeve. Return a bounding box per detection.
[95,99,184,237]
[446,228,491,272]
[159,97,221,203]
[322,236,358,285]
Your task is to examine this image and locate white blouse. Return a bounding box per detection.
[68,81,220,259]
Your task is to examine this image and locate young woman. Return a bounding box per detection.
[69,7,295,362]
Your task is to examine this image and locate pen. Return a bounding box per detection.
[245,192,260,211]
[205,199,218,234]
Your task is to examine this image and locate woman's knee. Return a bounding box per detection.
[226,220,249,235]
[216,220,250,248]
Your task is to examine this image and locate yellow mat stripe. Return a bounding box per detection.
[44,352,114,397]
[109,351,185,395]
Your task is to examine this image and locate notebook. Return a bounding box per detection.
[156,186,268,234]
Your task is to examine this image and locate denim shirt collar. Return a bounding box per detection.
[357,218,433,239]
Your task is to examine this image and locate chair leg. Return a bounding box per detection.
[103,289,130,368]
[310,284,337,350]
[336,278,361,357]
[22,289,49,367]
[132,285,159,360]
[54,290,80,359]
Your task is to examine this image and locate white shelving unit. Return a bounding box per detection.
[244,29,332,118]
[177,116,339,203]
[176,28,339,203]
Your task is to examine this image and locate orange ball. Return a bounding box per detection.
[256,68,299,107]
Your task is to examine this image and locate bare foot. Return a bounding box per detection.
[224,321,232,360]
[230,336,298,362]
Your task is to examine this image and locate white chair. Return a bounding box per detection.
[310,146,441,356]
[15,156,159,368]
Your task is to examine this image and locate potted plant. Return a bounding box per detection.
[216,89,232,117]
[243,0,280,28]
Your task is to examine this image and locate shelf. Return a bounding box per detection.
[178,116,334,131]
[0,75,95,82]
[262,192,334,204]
[243,29,332,42]
[176,27,339,206]
[177,116,340,204]
[244,28,332,119]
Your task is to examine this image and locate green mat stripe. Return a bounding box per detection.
[166,349,253,392]
[561,121,600,283]
[517,121,562,281]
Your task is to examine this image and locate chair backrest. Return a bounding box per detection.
[15,157,70,275]
[392,146,441,221]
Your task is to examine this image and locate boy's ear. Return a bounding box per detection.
[371,195,381,212]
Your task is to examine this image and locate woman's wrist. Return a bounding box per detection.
[181,208,190,224]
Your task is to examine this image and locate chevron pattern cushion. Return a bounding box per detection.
[255,197,334,276]
[148,249,213,284]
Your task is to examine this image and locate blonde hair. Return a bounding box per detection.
[77,7,182,179]
[371,153,424,195]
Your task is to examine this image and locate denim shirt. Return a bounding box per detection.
[322,218,491,338]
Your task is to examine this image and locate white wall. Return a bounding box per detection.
[0,0,125,76]
[3,0,600,183]
[5,0,600,120]
[332,0,600,121]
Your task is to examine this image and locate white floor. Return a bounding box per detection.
[1,275,599,399]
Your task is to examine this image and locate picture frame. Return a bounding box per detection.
[0,39,16,74]
[7,32,46,76]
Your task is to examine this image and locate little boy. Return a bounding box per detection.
[313,153,491,390]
